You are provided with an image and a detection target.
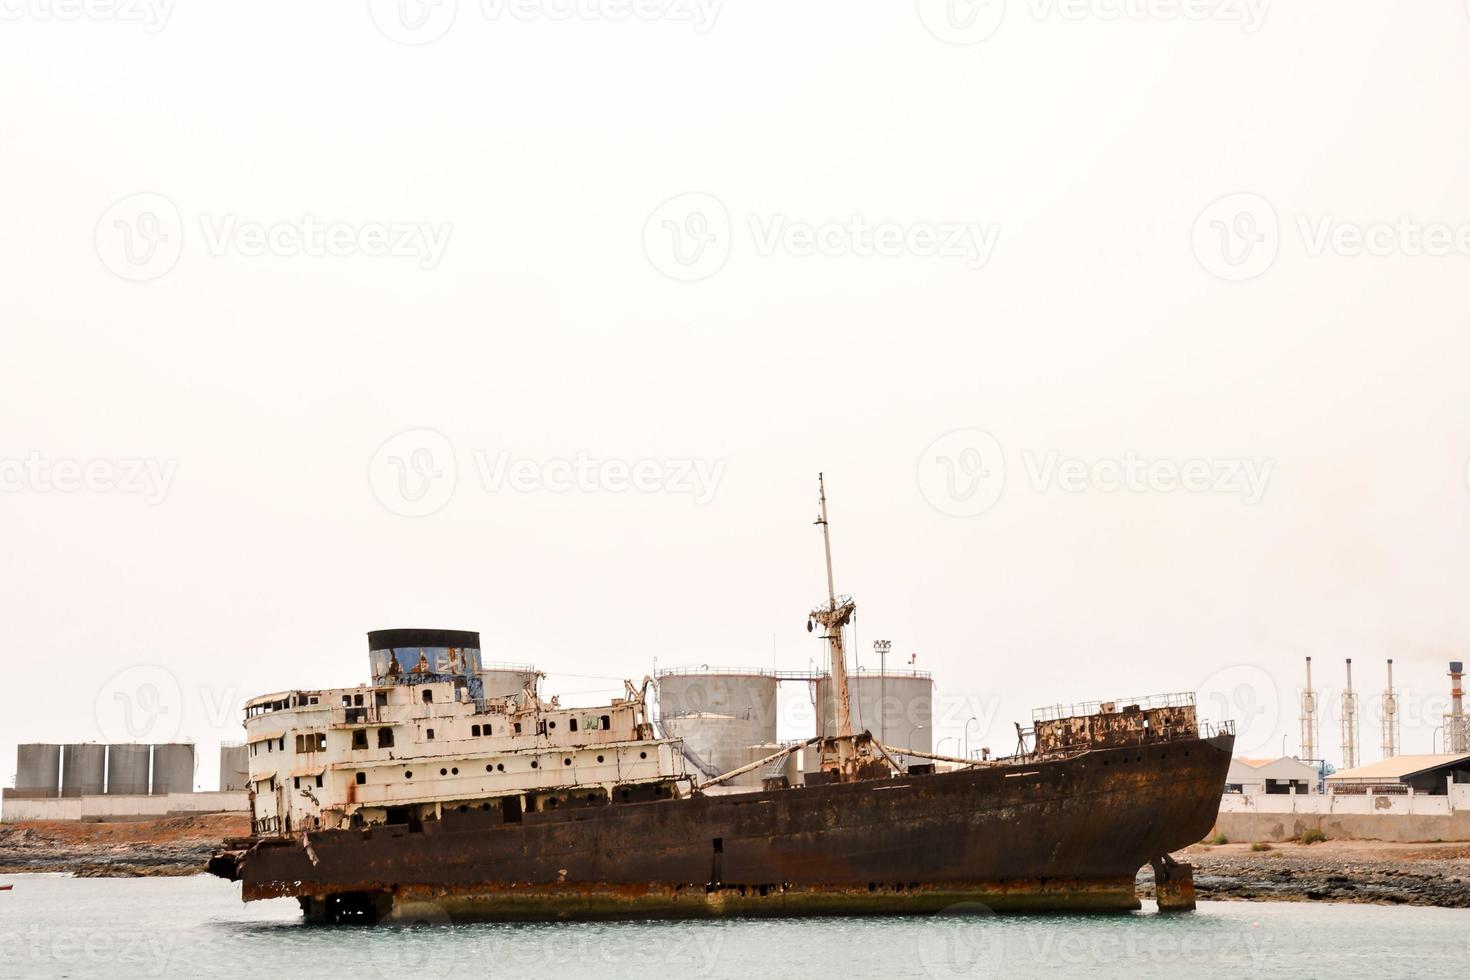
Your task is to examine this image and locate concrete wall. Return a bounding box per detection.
[106,744,151,795]
[14,744,61,798]
[151,743,195,794]
[1214,785,1470,842]
[60,744,106,797]
[1,791,248,824]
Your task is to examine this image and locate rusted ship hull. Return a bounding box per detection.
[217,731,1233,921]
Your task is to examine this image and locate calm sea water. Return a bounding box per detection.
[1,874,1466,979]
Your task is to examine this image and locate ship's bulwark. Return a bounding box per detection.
[230,731,1234,921]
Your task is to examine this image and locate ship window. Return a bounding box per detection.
[375,691,388,707]
[352,729,369,750]
[355,772,366,785]
[310,696,319,705]
[342,695,351,707]
[422,689,434,704]
[482,724,491,736]
[472,725,481,737]
[378,728,394,748]
[514,723,522,735]
[279,737,286,752]
[426,728,435,740]
[600,715,610,730]
[315,775,323,788]
[293,777,300,789]
[569,719,578,733]
[265,741,272,753]
[354,694,364,707]
[315,733,327,751]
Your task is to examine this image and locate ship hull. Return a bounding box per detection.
[227,733,1233,921]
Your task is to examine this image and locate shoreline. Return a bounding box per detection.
[6,818,1470,909]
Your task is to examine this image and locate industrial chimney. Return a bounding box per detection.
[1340,658,1358,770]
[1380,658,1399,759]
[1299,656,1317,762]
[1449,661,1468,754]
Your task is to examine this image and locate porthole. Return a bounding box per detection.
[497,763,505,772]
[597,755,604,763]
[563,758,571,766]
[452,767,459,775]
[531,760,539,769]
[640,751,647,759]
[440,768,448,776]
[405,771,413,779]
[486,764,493,773]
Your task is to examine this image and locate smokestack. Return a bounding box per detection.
[1450,661,1467,754]
[1381,658,1398,759]
[1340,658,1358,770]
[1299,656,1317,761]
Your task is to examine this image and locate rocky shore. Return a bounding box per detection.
[1139,840,1470,909]
[0,813,249,877]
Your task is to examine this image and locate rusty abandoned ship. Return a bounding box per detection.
[209,476,1234,922]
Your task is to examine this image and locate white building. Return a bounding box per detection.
[1224,756,1319,795]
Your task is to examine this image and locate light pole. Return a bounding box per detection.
[965,716,979,758]
[936,736,959,757]
[874,640,892,746]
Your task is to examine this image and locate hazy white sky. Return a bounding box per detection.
[4,1,1470,790]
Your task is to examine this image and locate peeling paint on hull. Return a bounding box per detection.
[232,733,1233,922]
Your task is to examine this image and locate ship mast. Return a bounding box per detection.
[811,474,856,769]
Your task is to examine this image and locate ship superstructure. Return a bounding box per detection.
[241,628,686,838]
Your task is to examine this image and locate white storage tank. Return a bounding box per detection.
[656,669,779,777]
[478,663,541,700]
[815,672,934,768]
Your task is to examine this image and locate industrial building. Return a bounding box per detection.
[1224,756,1319,795]
[1326,754,1470,796]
